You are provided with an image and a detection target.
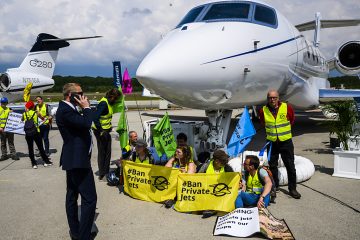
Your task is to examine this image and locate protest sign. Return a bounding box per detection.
[153,112,177,158]
[123,161,179,203]
[4,112,25,135]
[174,173,240,212]
[214,207,295,239]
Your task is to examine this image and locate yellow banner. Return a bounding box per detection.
[123,161,179,203]
[23,82,33,102]
[174,173,240,212]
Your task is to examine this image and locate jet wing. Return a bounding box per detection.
[296,19,360,32]
[319,89,360,103]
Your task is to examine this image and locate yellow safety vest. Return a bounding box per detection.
[134,155,151,164]
[0,106,10,128]
[263,103,292,142]
[206,160,225,174]
[93,97,113,130]
[36,104,49,125]
[246,170,264,195]
[22,110,40,132]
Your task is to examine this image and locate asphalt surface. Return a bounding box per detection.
[0,108,359,240]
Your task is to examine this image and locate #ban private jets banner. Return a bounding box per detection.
[123,161,179,203]
[174,173,240,212]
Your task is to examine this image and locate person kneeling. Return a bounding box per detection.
[235,155,272,209]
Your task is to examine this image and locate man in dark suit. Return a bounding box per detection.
[56,83,97,240]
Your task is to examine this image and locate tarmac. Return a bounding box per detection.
[0,108,359,240]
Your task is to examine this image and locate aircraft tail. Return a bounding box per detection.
[17,33,102,78]
[18,33,71,78]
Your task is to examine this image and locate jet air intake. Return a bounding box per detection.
[335,41,360,75]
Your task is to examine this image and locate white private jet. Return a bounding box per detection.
[136,0,360,150]
[0,33,101,103]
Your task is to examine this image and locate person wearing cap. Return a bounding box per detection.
[130,139,154,164]
[22,101,52,169]
[0,97,19,160]
[92,88,122,180]
[198,149,234,218]
[35,96,52,156]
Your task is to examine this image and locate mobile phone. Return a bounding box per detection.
[70,93,80,104]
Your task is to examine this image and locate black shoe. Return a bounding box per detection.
[90,231,97,239]
[164,199,175,209]
[11,155,20,160]
[69,230,78,240]
[276,186,281,192]
[0,155,9,161]
[43,160,53,167]
[99,175,105,181]
[289,189,301,199]
[202,211,217,219]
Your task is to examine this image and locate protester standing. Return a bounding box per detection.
[22,101,52,169]
[56,83,97,240]
[259,89,301,199]
[35,96,52,156]
[92,88,122,180]
[0,97,19,160]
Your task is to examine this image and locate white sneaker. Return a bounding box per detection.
[43,162,53,167]
[32,165,38,169]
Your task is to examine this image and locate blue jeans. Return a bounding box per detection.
[235,191,270,208]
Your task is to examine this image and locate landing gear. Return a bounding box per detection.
[198,109,232,153]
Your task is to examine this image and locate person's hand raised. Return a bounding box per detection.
[75,95,90,109]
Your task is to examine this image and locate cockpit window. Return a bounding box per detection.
[254,5,276,26]
[176,6,204,28]
[203,3,250,21]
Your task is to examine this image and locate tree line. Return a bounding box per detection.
[50,76,143,93]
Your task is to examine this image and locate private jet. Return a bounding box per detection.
[136,0,360,151]
[0,33,101,102]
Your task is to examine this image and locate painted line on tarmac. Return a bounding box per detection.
[0,160,16,172]
[300,183,360,213]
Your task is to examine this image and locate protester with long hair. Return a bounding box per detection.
[165,145,196,174]
[163,146,196,208]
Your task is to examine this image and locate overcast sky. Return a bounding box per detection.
[0,0,359,77]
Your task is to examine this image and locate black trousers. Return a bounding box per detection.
[94,130,112,176]
[268,139,297,191]
[25,133,49,164]
[66,168,97,240]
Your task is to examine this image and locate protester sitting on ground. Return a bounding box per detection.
[130,139,154,164]
[198,149,234,218]
[22,101,53,169]
[165,145,196,174]
[235,155,272,209]
[122,130,138,160]
[164,145,196,208]
[176,132,199,165]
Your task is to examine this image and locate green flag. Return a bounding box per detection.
[152,112,177,158]
[116,87,128,149]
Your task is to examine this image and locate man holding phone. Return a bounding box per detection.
[56,83,97,240]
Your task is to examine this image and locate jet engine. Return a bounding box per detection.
[334,41,360,75]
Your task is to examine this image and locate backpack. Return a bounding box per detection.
[24,112,37,136]
[245,166,277,203]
